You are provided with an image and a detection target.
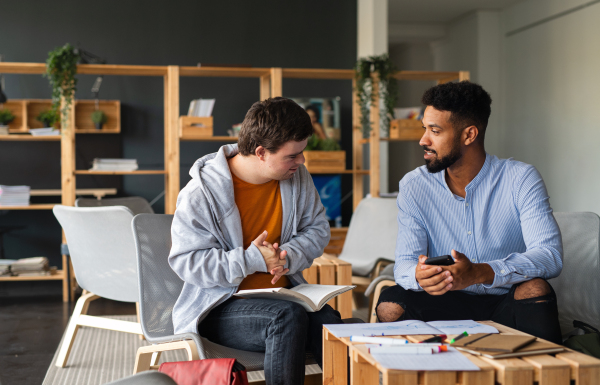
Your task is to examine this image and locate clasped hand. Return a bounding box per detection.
[415,250,476,295]
[253,230,289,285]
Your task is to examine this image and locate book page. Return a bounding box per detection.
[426,320,499,335]
[369,346,480,371]
[290,284,352,309]
[234,288,316,311]
[325,320,442,338]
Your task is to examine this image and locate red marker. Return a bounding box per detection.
[419,335,447,343]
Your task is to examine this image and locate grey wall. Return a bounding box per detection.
[0,0,357,296]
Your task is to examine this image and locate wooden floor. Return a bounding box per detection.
[0,287,136,385]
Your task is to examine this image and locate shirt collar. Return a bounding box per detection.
[440,153,491,195]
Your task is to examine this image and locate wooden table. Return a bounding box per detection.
[323,321,600,385]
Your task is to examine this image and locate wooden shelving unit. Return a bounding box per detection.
[0,204,56,210]
[0,62,173,302]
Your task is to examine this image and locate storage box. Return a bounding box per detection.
[303,255,352,318]
[389,119,423,140]
[303,151,345,172]
[179,116,213,138]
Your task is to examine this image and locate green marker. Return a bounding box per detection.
[450,331,469,344]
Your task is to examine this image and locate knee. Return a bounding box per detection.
[514,278,551,300]
[277,301,309,329]
[376,302,404,322]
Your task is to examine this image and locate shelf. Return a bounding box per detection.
[0,270,65,281]
[0,62,168,76]
[307,169,369,175]
[179,66,270,78]
[180,135,238,142]
[31,188,117,198]
[75,170,167,175]
[0,135,61,141]
[282,68,354,80]
[0,204,56,210]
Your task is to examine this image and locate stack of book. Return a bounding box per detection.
[91,159,138,172]
[0,185,31,206]
[10,257,50,276]
[29,128,60,136]
[187,99,215,117]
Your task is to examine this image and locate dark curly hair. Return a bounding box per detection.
[238,97,314,156]
[421,81,492,141]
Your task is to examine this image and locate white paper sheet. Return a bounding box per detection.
[370,346,480,371]
[325,320,442,338]
[426,320,499,335]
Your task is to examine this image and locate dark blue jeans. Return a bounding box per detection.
[198,298,343,385]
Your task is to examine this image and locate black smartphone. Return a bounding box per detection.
[424,255,455,266]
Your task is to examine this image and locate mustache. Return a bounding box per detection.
[422,146,437,154]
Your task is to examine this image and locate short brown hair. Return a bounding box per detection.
[237,97,313,156]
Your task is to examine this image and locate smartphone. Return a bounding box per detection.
[424,255,455,266]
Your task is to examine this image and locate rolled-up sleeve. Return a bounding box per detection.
[394,186,428,291]
[483,166,563,289]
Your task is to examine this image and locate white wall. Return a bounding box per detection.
[500,0,600,213]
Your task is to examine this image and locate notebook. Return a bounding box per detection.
[454,334,564,359]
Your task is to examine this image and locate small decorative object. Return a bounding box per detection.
[91,110,107,130]
[36,109,59,128]
[305,134,341,151]
[0,108,15,134]
[45,43,79,130]
[228,123,242,137]
[354,53,398,137]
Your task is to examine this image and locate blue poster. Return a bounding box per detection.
[312,175,342,227]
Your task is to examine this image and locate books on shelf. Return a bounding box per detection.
[0,257,53,277]
[187,99,215,117]
[91,158,139,172]
[0,185,31,206]
[234,284,355,312]
[29,128,60,136]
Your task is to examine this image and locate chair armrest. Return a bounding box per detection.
[145,332,207,360]
[364,275,395,297]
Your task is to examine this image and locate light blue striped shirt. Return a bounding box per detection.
[394,153,563,295]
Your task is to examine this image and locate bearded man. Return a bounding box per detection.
[376,81,564,344]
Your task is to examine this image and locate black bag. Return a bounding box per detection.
[564,320,600,358]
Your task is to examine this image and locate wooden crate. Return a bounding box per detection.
[26,100,55,129]
[324,227,348,255]
[303,151,345,173]
[179,116,213,138]
[74,100,120,133]
[389,119,423,140]
[323,321,600,385]
[303,255,352,318]
[2,100,27,132]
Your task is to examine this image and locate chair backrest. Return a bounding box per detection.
[339,197,398,276]
[550,212,600,335]
[52,205,139,302]
[131,214,181,339]
[76,196,154,215]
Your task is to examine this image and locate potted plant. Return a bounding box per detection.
[354,53,398,137]
[0,109,15,135]
[37,109,59,128]
[303,134,345,172]
[91,110,107,130]
[45,43,79,130]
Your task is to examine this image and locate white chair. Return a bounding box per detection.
[338,197,398,287]
[551,212,600,338]
[53,205,143,368]
[76,196,154,215]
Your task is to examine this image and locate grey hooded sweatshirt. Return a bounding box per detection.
[169,144,331,334]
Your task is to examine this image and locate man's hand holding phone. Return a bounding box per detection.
[415,255,454,295]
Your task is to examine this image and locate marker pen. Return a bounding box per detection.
[350,336,409,345]
[419,335,447,343]
[369,345,448,354]
[450,332,469,344]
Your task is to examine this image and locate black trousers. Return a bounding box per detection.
[377,281,563,344]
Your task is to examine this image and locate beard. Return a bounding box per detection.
[424,136,462,173]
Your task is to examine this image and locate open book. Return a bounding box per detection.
[234,284,355,312]
[325,319,499,338]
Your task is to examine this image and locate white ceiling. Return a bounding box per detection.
[389,0,524,23]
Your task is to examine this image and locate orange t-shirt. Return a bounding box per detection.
[231,171,291,290]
